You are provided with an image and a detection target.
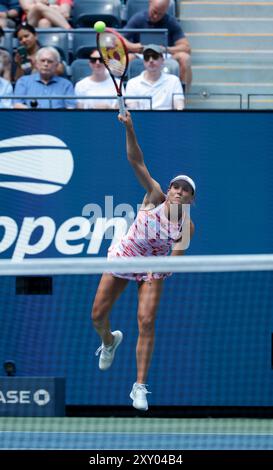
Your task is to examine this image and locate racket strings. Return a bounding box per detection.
[104,57,125,77]
[99,32,127,78]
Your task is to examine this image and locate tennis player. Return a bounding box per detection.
[92,111,195,411]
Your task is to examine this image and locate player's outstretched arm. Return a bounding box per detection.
[118,112,164,202]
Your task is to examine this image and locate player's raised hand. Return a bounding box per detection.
[118,110,132,126]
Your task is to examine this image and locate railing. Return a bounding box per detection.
[186,92,243,110]
[0,96,153,109]
[248,94,273,110]
[4,94,273,110]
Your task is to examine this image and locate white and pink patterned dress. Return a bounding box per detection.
[107,201,185,282]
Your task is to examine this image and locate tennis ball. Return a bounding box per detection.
[94,21,106,33]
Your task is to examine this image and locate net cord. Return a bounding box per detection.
[0,254,273,276]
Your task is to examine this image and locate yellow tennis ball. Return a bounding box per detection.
[94,21,106,33]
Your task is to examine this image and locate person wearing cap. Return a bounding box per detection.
[122,0,192,89]
[92,111,195,412]
[125,44,184,110]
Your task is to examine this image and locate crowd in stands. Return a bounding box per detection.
[75,47,125,109]
[19,0,72,29]
[126,44,184,110]
[13,45,74,108]
[0,0,191,110]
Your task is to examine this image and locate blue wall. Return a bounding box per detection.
[1,110,273,406]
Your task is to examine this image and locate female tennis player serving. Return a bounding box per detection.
[92,111,195,411]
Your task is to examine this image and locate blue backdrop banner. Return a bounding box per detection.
[1,111,273,407]
[1,110,273,259]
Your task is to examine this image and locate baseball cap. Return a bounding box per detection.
[170,175,196,194]
[143,44,164,56]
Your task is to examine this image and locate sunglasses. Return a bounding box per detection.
[143,52,162,61]
[89,57,103,64]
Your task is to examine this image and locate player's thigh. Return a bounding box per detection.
[92,273,129,313]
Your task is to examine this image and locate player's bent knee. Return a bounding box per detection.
[91,310,105,328]
[38,18,52,28]
[91,301,110,324]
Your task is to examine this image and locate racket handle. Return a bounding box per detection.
[118,95,126,117]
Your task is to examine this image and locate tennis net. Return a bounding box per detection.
[0,254,273,413]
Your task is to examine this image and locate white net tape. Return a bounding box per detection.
[0,254,273,275]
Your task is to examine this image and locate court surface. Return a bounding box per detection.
[1,417,273,450]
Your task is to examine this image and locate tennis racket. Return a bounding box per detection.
[96,28,128,116]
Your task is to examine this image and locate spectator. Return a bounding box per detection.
[19,0,72,29]
[14,23,67,81]
[0,0,21,28]
[14,23,38,80]
[123,0,192,90]
[0,57,13,107]
[13,46,75,108]
[75,48,124,109]
[0,26,12,80]
[125,44,184,110]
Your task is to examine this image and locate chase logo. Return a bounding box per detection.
[33,389,50,406]
[0,135,74,195]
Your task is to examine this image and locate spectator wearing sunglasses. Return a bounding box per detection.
[74,48,125,109]
[123,0,192,91]
[125,44,184,110]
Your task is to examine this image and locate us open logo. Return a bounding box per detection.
[0,135,73,195]
[33,389,50,406]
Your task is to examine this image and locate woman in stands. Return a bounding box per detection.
[14,23,66,81]
[75,48,125,109]
[14,24,39,80]
[92,111,195,411]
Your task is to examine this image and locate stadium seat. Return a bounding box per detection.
[70,58,90,84]
[127,57,180,80]
[162,58,180,77]
[138,29,168,47]
[36,29,69,62]
[127,58,144,80]
[72,0,122,28]
[0,29,13,56]
[125,0,176,21]
[72,30,97,59]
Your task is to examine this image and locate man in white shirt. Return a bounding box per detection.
[125,44,184,110]
[75,49,124,109]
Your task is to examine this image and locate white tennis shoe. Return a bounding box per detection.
[130,383,150,411]
[95,330,123,370]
